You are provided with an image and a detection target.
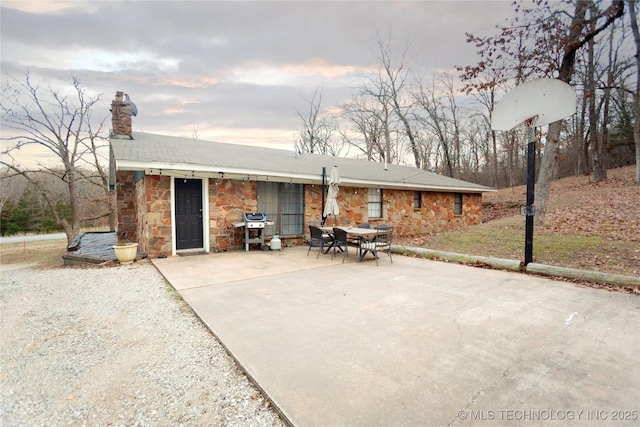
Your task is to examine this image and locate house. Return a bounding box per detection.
[109,91,494,257]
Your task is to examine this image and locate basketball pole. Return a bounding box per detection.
[524,118,537,265]
[490,79,576,267]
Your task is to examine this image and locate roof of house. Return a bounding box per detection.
[111,132,495,193]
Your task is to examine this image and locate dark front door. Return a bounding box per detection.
[175,178,203,250]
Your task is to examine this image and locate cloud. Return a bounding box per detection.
[1,0,516,165]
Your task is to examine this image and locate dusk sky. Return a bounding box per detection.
[1,1,517,165]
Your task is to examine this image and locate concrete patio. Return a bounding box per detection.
[152,246,639,426]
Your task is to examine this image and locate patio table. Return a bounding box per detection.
[320,226,379,261]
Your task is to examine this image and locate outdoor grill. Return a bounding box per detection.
[234,212,268,251]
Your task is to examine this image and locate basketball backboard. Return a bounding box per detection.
[491,78,577,131]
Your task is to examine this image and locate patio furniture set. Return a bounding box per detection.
[307,224,394,266]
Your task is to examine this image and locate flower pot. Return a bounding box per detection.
[113,243,138,265]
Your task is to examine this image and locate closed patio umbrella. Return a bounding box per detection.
[323,166,340,225]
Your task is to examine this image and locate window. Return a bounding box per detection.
[368,188,382,218]
[280,183,304,235]
[414,191,421,209]
[257,182,304,236]
[454,193,462,216]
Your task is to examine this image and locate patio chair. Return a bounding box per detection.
[359,226,394,266]
[346,223,371,245]
[375,223,389,230]
[307,225,333,258]
[331,227,350,263]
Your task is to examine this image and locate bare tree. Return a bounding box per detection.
[412,73,466,178]
[459,116,489,182]
[294,88,342,156]
[590,15,628,182]
[537,0,624,225]
[84,114,117,231]
[586,9,606,182]
[458,14,541,188]
[443,73,463,176]
[461,0,625,225]
[1,73,114,245]
[358,63,396,166]
[340,95,386,161]
[374,33,421,168]
[457,65,512,187]
[627,0,640,183]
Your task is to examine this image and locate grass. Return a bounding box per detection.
[405,166,640,277]
[427,217,523,257]
[0,239,66,269]
[425,219,638,274]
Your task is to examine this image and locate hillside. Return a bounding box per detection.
[399,165,639,276]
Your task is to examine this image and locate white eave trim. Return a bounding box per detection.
[114,160,495,193]
[343,178,495,193]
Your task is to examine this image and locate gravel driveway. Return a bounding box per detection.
[0,260,284,426]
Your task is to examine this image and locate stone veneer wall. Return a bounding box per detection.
[208,178,257,251]
[143,175,172,256]
[119,173,482,256]
[134,176,148,252]
[116,171,137,244]
[116,172,172,257]
[304,185,482,237]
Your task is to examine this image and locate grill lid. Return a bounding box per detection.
[244,212,266,221]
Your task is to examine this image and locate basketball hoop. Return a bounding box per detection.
[492,79,576,266]
[492,79,576,131]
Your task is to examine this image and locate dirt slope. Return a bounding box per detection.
[484,166,639,243]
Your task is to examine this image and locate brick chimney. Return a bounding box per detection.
[111,91,133,138]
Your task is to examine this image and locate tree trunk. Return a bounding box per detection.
[587,28,607,183]
[535,119,559,227]
[392,102,420,169]
[66,169,82,246]
[383,102,391,167]
[507,135,514,187]
[536,0,589,227]
[627,0,640,183]
[491,130,499,187]
[579,92,590,176]
[594,69,612,183]
[535,0,624,225]
[377,35,420,169]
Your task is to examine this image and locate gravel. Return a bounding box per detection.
[0,260,285,427]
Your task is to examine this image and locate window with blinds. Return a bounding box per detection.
[414,191,421,209]
[454,193,462,215]
[257,182,304,235]
[368,188,382,218]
